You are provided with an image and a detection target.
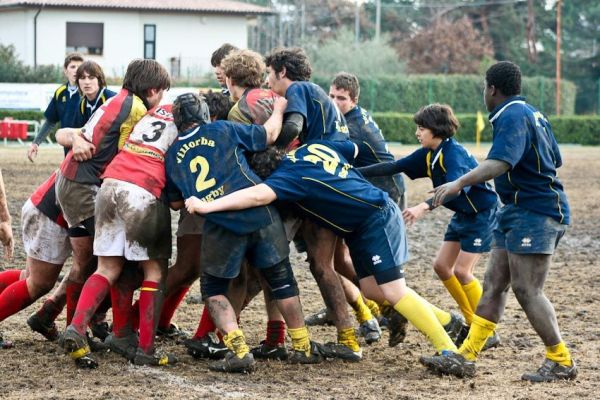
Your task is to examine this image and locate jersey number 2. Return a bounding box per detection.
[189,156,216,192]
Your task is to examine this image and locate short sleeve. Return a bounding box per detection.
[487,114,527,168]
[284,83,308,119]
[228,122,267,152]
[264,162,307,203]
[328,140,358,164]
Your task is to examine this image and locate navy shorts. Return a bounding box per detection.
[444,207,497,253]
[346,199,409,284]
[493,204,566,255]
[200,212,289,279]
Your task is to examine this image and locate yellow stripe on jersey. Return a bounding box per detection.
[55,85,67,100]
[118,95,147,150]
[439,152,447,173]
[123,142,164,161]
[426,151,432,178]
[296,203,352,233]
[301,176,382,209]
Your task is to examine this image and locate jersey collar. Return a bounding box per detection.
[488,96,526,123]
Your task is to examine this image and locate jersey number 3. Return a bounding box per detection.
[189,156,216,192]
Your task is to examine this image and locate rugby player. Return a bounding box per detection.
[211,43,238,95]
[166,93,323,373]
[420,61,576,382]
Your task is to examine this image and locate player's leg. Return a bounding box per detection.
[303,221,361,361]
[65,234,95,325]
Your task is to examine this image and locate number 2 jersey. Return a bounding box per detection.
[165,121,276,235]
[265,140,389,237]
[102,105,178,198]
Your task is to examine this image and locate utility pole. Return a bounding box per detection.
[555,0,562,115]
[375,0,381,42]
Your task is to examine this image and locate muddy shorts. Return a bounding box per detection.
[176,208,205,237]
[55,172,98,233]
[200,212,289,280]
[94,179,171,261]
[493,204,566,255]
[21,199,71,264]
[444,207,497,253]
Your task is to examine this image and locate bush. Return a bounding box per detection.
[372,112,600,145]
[0,44,63,83]
[313,74,576,115]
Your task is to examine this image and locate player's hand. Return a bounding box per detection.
[273,97,288,114]
[27,143,39,163]
[72,134,95,162]
[0,220,14,260]
[402,203,428,227]
[431,181,462,207]
[185,196,206,215]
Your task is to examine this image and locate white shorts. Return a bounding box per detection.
[94,179,171,261]
[176,208,205,237]
[21,199,71,265]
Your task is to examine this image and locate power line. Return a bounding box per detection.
[380,0,526,9]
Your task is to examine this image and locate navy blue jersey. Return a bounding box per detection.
[393,138,498,214]
[71,88,117,128]
[165,121,277,235]
[487,96,569,224]
[265,140,389,237]
[345,105,404,198]
[284,82,349,142]
[44,83,80,128]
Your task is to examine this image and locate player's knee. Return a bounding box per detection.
[454,267,473,283]
[259,258,299,300]
[510,281,537,303]
[200,273,230,300]
[433,259,451,277]
[27,278,54,299]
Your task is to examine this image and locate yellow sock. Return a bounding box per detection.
[429,302,452,326]
[338,327,361,352]
[223,329,250,359]
[546,341,572,367]
[350,295,373,324]
[288,326,311,354]
[459,314,496,361]
[462,278,483,322]
[393,289,457,353]
[364,298,381,318]
[443,275,474,325]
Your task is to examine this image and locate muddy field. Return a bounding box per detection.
[0,144,598,400]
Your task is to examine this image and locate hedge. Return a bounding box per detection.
[372,112,600,145]
[2,110,598,145]
[313,74,576,115]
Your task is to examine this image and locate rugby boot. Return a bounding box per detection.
[208,351,255,373]
[90,321,111,341]
[482,331,500,351]
[443,312,466,342]
[387,312,408,347]
[319,342,362,362]
[521,359,577,382]
[359,317,382,345]
[62,326,98,369]
[251,340,289,361]
[105,332,138,361]
[454,324,469,347]
[184,336,228,360]
[288,341,323,364]
[304,307,334,326]
[132,347,178,367]
[27,312,59,342]
[0,332,13,349]
[157,323,190,340]
[419,350,476,378]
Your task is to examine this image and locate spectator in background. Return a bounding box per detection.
[28,53,84,162]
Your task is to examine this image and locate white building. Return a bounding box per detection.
[0,0,273,78]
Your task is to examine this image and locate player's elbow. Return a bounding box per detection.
[55,128,72,146]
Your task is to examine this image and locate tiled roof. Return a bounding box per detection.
[0,0,274,15]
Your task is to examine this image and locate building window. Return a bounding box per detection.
[66,22,103,55]
[144,24,156,59]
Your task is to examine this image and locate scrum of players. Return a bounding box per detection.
[0,44,576,382]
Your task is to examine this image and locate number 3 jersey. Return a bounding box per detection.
[102,105,178,198]
[265,140,389,237]
[165,121,276,235]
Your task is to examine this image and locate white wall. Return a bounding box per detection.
[0,8,249,78]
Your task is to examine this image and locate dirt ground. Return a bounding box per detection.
[0,144,598,400]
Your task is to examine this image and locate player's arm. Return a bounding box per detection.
[28,120,59,162]
[0,169,14,259]
[274,113,303,149]
[186,183,277,215]
[170,200,184,210]
[432,159,509,207]
[56,127,96,161]
[357,160,402,177]
[263,97,288,145]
